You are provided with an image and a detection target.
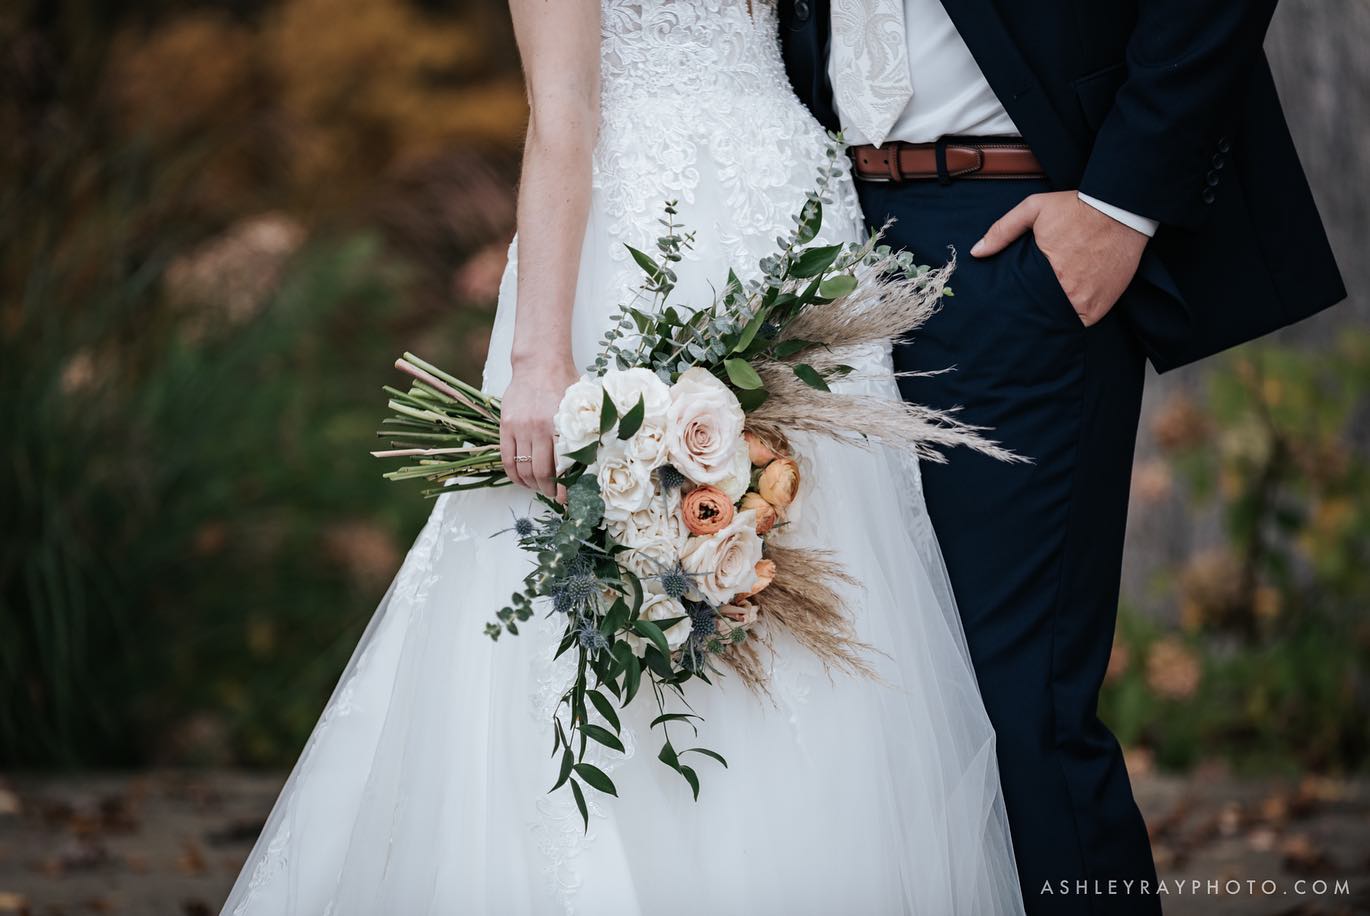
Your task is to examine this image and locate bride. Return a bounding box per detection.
[224,2,1024,913]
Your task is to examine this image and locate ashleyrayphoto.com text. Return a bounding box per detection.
[1040,877,1353,899]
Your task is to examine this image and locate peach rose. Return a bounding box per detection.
[680,484,734,536]
[737,558,776,600]
[757,457,800,509]
[716,599,759,638]
[743,429,788,466]
[739,492,778,534]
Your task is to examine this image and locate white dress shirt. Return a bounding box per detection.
[828,0,1159,237]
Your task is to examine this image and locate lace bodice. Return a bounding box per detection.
[591,0,863,284]
[600,0,785,101]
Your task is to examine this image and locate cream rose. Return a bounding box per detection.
[680,509,764,605]
[596,441,654,522]
[624,593,693,658]
[716,436,753,502]
[605,486,687,549]
[601,366,671,427]
[553,376,606,457]
[619,535,682,593]
[624,420,670,469]
[665,367,745,484]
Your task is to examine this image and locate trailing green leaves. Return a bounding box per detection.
[573,762,618,797]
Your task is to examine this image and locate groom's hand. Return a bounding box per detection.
[970,191,1148,327]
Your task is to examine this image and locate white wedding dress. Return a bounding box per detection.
[224,2,1024,914]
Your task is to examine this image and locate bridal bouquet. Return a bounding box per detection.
[374,154,1010,827]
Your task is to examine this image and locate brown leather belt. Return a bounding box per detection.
[850,139,1044,182]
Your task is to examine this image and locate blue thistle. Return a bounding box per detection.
[565,572,598,605]
[513,516,535,538]
[687,600,716,638]
[659,563,690,600]
[577,624,609,655]
[656,464,687,491]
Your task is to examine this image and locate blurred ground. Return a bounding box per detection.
[0,768,1366,916]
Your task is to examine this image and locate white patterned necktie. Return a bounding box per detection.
[828,0,914,148]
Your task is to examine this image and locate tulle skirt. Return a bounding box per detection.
[223,126,1024,916]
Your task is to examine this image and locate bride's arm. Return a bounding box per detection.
[500,0,600,497]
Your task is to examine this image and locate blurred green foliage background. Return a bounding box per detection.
[1,0,1366,776]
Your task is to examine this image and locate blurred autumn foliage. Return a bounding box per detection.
[1102,335,1370,773]
[1,0,525,767]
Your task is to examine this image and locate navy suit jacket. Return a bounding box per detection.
[779,0,1346,371]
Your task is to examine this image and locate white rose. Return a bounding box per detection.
[606,486,687,550]
[680,509,764,605]
[553,376,605,457]
[715,435,754,502]
[596,440,654,521]
[666,367,745,484]
[623,593,693,658]
[601,366,671,427]
[624,420,669,470]
[618,535,681,594]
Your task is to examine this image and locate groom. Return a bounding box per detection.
[781,1,1344,913]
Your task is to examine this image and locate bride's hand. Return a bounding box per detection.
[500,354,580,499]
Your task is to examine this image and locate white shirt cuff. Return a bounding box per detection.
[1078,192,1159,238]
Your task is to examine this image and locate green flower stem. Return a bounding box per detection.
[401,353,498,409]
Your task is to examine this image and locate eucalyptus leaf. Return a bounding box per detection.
[817,273,858,299]
[795,198,822,245]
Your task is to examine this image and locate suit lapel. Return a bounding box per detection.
[937,0,1085,182]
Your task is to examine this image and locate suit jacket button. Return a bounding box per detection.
[795,0,812,20]
[1206,171,1221,187]
[1217,137,1231,153]
[1202,188,1216,204]
[1211,154,1225,169]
